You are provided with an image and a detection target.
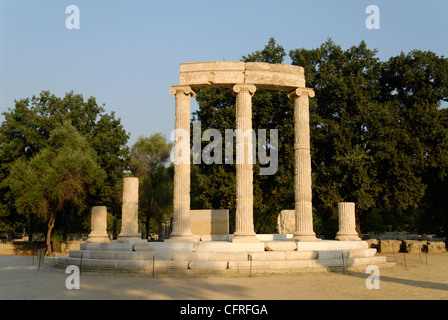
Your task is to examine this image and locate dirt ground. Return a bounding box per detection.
[0,253,447,301]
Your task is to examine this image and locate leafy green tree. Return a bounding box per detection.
[129,134,173,237]
[378,50,448,234]
[4,122,105,252]
[0,91,129,238]
[291,40,448,236]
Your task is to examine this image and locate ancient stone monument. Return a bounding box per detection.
[86,206,110,243]
[169,62,317,242]
[57,62,394,275]
[277,210,295,234]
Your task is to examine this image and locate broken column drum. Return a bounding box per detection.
[336,202,361,241]
[87,206,110,243]
[118,177,140,241]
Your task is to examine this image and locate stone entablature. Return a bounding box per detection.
[179,61,305,90]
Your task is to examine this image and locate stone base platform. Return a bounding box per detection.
[56,236,394,275]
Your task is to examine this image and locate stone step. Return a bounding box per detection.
[195,242,265,252]
[60,240,393,274]
[188,261,228,270]
[58,256,189,272]
[69,250,173,261]
[296,240,368,251]
[316,248,377,259]
[172,251,248,261]
[80,242,133,252]
[79,240,372,252]
[57,253,392,274]
[69,248,376,262]
[133,242,197,252]
[229,256,391,272]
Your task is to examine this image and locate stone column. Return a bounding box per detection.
[232,84,258,243]
[168,85,195,241]
[288,88,318,241]
[118,177,140,241]
[336,202,361,241]
[87,206,110,243]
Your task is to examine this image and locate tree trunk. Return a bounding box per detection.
[46,214,56,255]
[355,208,362,239]
[145,215,150,240]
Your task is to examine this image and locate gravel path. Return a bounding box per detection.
[1,253,447,300]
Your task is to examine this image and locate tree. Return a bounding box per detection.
[289,39,448,236]
[4,122,105,252]
[0,91,129,238]
[129,133,173,237]
[378,50,448,234]
[192,37,448,237]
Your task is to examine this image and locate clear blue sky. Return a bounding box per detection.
[1,0,447,146]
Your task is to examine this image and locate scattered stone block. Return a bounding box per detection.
[365,239,379,250]
[277,210,295,234]
[190,209,229,236]
[424,241,447,253]
[379,240,401,253]
[403,240,424,253]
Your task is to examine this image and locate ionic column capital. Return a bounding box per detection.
[169,85,196,98]
[232,84,257,96]
[287,87,315,99]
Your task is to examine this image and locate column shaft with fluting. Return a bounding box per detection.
[169,86,195,241]
[288,88,318,241]
[336,202,361,241]
[232,84,258,242]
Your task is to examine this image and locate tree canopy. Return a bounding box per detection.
[0,91,129,240]
[192,38,448,238]
[4,121,106,251]
[129,133,174,237]
[1,38,447,242]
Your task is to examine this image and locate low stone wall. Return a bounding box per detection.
[364,238,446,253]
[364,232,446,242]
[0,240,84,256]
[380,240,402,253]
